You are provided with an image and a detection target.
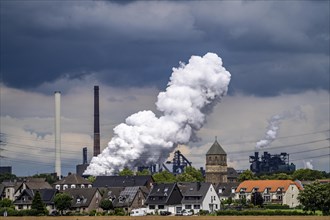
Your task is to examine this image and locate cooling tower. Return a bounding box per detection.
[54,91,61,179]
[93,86,100,156]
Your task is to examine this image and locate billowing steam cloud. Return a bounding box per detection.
[256,107,305,149]
[303,160,314,169]
[84,53,231,176]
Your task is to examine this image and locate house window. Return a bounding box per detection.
[71,184,76,188]
[77,198,81,204]
[264,195,271,202]
[265,187,271,194]
[18,205,23,210]
[149,205,155,209]
[63,185,68,190]
[278,195,282,201]
[185,205,192,209]
[88,184,92,188]
[194,204,200,209]
[158,205,164,209]
[81,185,85,188]
[55,185,60,190]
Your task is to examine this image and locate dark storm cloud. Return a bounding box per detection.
[0,0,329,96]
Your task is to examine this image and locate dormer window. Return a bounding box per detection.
[63,185,68,190]
[231,188,236,193]
[71,184,76,189]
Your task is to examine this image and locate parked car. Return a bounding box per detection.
[160,211,171,216]
[130,208,147,216]
[181,209,193,216]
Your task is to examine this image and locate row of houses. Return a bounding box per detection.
[0,174,305,215]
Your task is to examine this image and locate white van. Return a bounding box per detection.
[130,208,147,216]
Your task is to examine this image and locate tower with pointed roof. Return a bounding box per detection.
[205,137,228,185]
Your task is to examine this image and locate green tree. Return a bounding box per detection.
[176,172,195,182]
[0,198,14,208]
[31,191,47,215]
[100,199,113,211]
[118,167,134,176]
[298,181,330,215]
[251,192,263,207]
[176,166,204,182]
[293,169,325,181]
[136,169,151,176]
[54,193,72,215]
[87,175,96,183]
[185,166,204,181]
[238,170,256,182]
[152,171,176,183]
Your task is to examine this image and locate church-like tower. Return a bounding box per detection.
[205,138,228,185]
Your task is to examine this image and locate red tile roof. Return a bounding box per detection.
[236,180,303,193]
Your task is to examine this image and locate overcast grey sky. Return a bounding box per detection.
[0,0,329,176]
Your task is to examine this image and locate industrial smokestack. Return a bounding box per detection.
[54,91,61,179]
[83,147,87,164]
[93,86,100,156]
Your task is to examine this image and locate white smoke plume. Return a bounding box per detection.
[303,160,314,169]
[84,53,231,176]
[256,107,305,149]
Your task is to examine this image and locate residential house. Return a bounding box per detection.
[101,186,149,213]
[13,189,57,213]
[235,180,302,208]
[53,173,92,191]
[65,188,101,213]
[216,182,239,201]
[93,175,154,190]
[0,180,22,201]
[178,182,221,213]
[14,178,52,200]
[145,183,183,215]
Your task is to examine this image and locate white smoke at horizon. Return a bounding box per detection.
[256,107,305,149]
[84,53,231,176]
[303,160,314,170]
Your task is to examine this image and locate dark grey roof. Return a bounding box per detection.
[146,183,182,205]
[206,140,226,155]
[93,175,153,188]
[65,188,99,208]
[178,182,211,204]
[227,167,239,179]
[14,189,57,205]
[54,174,91,185]
[215,182,240,198]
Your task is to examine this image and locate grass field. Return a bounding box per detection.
[0,216,329,220]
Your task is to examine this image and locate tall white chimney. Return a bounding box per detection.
[54,91,61,179]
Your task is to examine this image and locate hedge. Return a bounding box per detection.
[216,210,313,216]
